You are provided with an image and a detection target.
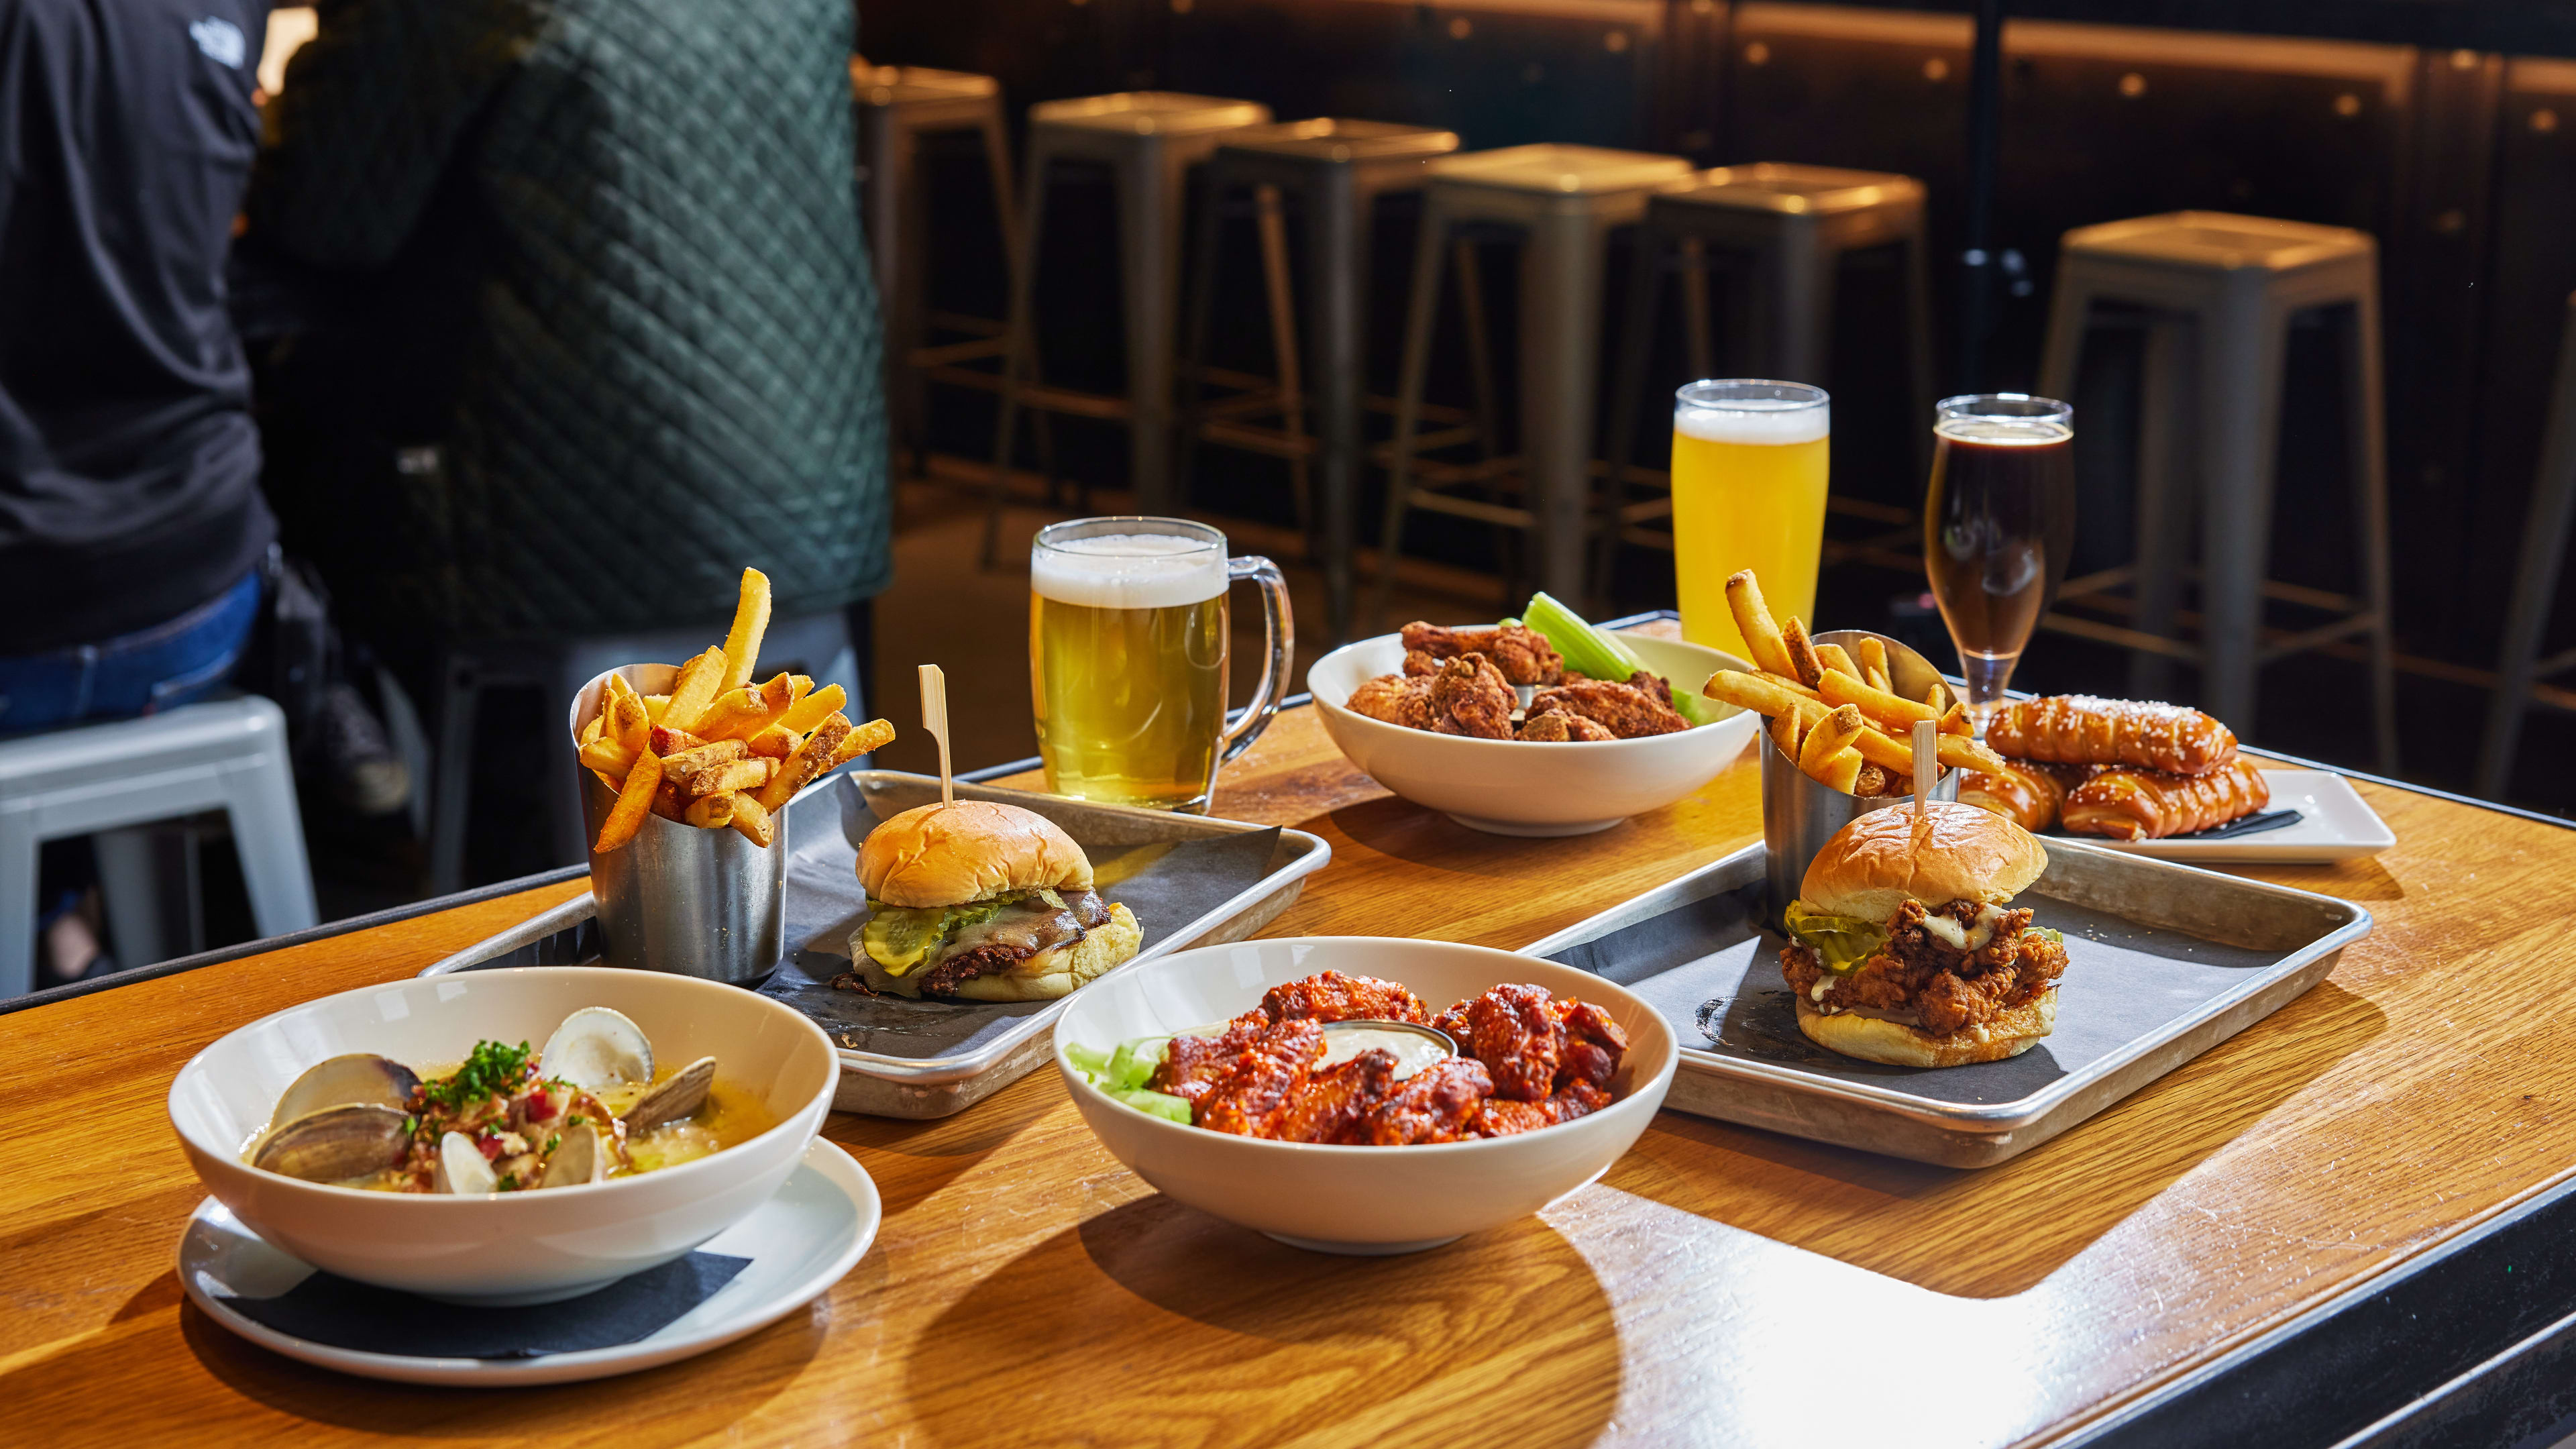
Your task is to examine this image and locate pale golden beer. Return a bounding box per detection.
[1668,381,1831,661]
[1030,519,1293,812]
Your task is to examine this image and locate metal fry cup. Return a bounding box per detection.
[569,665,786,985]
[1760,629,1962,920]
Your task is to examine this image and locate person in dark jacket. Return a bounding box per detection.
[248,0,891,648]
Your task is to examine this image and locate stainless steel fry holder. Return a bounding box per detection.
[1758,629,1961,918]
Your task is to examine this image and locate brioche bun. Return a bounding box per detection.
[858,800,1093,907]
[1799,801,2047,921]
[1794,987,2057,1067]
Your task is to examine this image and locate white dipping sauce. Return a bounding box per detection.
[1320,1027,1450,1081]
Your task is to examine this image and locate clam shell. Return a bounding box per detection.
[251,1104,411,1183]
[268,1053,421,1132]
[540,1007,653,1091]
[539,1124,608,1188]
[621,1056,716,1132]
[434,1130,498,1194]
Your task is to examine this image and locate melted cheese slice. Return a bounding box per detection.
[1918,903,2008,952]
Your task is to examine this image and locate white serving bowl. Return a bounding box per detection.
[1306,629,1758,835]
[169,967,838,1305]
[1055,936,1680,1254]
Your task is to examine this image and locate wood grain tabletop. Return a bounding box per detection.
[3,633,2566,1447]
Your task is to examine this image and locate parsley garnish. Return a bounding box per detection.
[423,1039,534,1113]
[567,1114,587,1127]
[545,1133,561,1154]
[496,1174,521,1191]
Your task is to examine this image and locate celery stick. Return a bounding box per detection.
[1521,592,1725,726]
[1114,1088,1193,1124]
[1105,1038,1167,1092]
[1063,1042,1110,1077]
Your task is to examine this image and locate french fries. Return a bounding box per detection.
[1725,570,1798,679]
[579,570,895,852]
[1857,637,1891,694]
[1717,566,1980,799]
[1780,618,1825,689]
[717,568,772,694]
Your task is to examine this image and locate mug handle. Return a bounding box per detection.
[1219,555,1295,765]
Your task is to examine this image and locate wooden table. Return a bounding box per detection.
[9,648,2576,1446]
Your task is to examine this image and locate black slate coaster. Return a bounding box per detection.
[219,1252,750,1360]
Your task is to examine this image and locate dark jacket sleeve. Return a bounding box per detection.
[249,0,539,268]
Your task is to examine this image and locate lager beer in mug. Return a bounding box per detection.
[1030,517,1293,812]
[1668,380,1831,661]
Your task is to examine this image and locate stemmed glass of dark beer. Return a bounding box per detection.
[1921,393,2076,730]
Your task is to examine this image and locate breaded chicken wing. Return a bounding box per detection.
[1527,679,1688,739]
[1364,1058,1494,1144]
[1428,653,1515,739]
[1400,622,1564,686]
[1271,1049,1397,1143]
[1517,711,1616,742]
[1346,672,1437,731]
[1258,970,1430,1025]
[1465,983,1565,1102]
[1195,1018,1326,1137]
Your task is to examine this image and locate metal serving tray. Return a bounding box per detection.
[1521,839,2371,1167]
[420,770,1330,1119]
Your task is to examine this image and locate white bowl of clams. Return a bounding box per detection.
[168,967,837,1305]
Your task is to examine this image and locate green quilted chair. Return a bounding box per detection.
[252,0,888,637]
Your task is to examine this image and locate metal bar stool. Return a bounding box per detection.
[2477,291,2576,798]
[852,62,1022,477]
[985,92,1272,564]
[1177,119,1460,645]
[2037,210,2398,769]
[1599,163,1936,606]
[1375,144,1693,624]
[0,697,316,998]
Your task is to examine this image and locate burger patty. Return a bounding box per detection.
[1780,900,2068,1037]
[915,888,1114,996]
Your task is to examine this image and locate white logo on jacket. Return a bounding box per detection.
[189,16,246,68]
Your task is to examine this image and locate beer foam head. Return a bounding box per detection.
[1674,396,1830,445]
[1032,533,1228,608]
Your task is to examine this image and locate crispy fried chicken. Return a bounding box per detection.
[1527,679,1688,739]
[1256,971,1430,1026]
[1364,1058,1493,1144]
[1779,899,2068,1038]
[1517,711,1617,742]
[1194,1018,1326,1136]
[1346,672,1438,731]
[1401,622,1564,686]
[1271,1049,1398,1143]
[1428,653,1515,739]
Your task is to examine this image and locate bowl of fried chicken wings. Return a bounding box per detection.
[1054,937,1679,1254]
[1307,623,1760,835]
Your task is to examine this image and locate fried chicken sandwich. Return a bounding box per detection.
[849,800,1141,1000]
[1778,802,2067,1067]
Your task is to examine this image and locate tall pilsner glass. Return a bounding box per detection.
[1922,394,2076,729]
[1669,380,1831,661]
[1030,517,1293,812]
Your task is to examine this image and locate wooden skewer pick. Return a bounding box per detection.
[1911,718,1937,821]
[919,663,954,809]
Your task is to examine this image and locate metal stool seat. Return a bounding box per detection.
[2477,292,2576,798]
[2038,210,2398,768]
[427,611,863,895]
[1377,144,1693,623]
[0,696,317,998]
[853,62,1020,477]
[1179,117,1460,643]
[986,91,1272,561]
[1600,163,1935,602]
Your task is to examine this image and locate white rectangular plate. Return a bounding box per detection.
[2069,768,2394,863]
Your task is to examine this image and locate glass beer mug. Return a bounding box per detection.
[1028,517,1293,812]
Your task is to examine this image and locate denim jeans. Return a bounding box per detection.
[0,570,262,735]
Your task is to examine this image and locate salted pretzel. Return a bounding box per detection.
[1958,757,2094,832]
[1986,695,2238,777]
[2061,759,2271,841]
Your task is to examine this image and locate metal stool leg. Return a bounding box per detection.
[865,113,928,472]
[1452,237,1512,594]
[1900,211,1939,479]
[93,826,175,968]
[1375,197,1452,629]
[1521,209,1611,603]
[1254,184,1316,550]
[1307,170,1364,646]
[2478,294,2576,797]
[1769,225,1832,390]
[221,726,319,936]
[0,810,36,997]
[2197,287,2292,735]
[1597,220,1669,612]
[2129,312,2196,700]
[983,142,1054,568]
[2342,288,2400,773]
[1175,163,1233,517]
[1678,237,1715,382]
[1118,150,1183,514]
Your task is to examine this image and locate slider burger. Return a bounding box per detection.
[1779,802,2068,1067]
[851,800,1142,1000]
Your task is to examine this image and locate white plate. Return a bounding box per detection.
[178,1140,878,1386]
[2065,768,2394,863]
